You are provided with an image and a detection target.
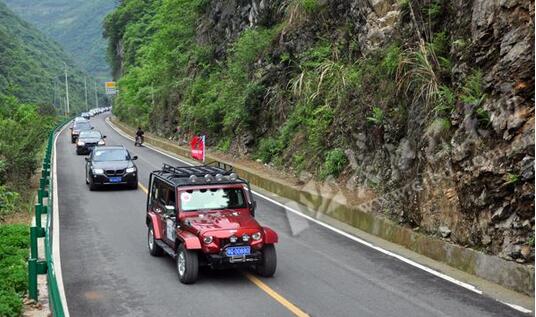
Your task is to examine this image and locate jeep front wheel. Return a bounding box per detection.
[147,225,163,256]
[255,244,277,277]
[176,245,198,284]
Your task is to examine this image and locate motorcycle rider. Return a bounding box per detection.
[135,127,144,146]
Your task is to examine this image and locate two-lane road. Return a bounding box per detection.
[56,114,526,316]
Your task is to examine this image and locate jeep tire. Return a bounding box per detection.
[176,245,198,284]
[255,244,277,277]
[147,225,163,256]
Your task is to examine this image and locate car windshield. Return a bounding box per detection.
[180,188,246,211]
[92,149,128,161]
[79,131,101,138]
[74,122,91,130]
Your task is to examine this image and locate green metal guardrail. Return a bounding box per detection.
[28,118,70,317]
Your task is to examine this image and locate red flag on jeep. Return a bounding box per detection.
[190,135,205,162]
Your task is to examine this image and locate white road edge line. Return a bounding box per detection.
[105,117,532,314]
[498,301,533,314]
[53,122,70,316]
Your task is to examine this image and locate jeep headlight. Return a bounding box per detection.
[77,141,85,146]
[126,167,136,173]
[98,140,105,145]
[93,168,104,175]
[252,232,262,241]
[203,236,213,244]
[242,234,250,242]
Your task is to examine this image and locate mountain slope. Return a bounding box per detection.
[0,1,99,112]
[3,0,115,80]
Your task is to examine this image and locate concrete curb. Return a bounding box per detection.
[111,117,534,296]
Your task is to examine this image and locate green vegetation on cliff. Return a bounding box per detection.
[106,0,534,260]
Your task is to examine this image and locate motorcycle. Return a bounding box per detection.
[135,135,144,147]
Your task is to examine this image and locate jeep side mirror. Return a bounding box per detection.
[102,135,107,138]
[132,155,138,160]
[91,127,95,129]
[84,157,90,162]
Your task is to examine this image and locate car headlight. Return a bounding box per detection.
[252,232,262,241]
[126,167,136,173]
[73,131,79,135]
[242,234,250,242]
[98,140,105,145]
[203,236,213,244]
[77,141,85,146]
[229,236,238,243]
[93,168,104,175]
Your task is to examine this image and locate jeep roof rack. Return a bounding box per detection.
[154,161,247,186]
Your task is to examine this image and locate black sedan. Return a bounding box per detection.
[76,130,106,155]
[71,120,93,143]
[85,146,138,190]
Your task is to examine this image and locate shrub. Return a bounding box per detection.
[300,0,320,13]
[0,187,19,218]
[292,153,306,173]
[0,290,22,317]
[367,107,385,126]
[382,44,401,76]
[461,70,485,106]
[320,148,348,179]
[256,137,283,163]
[0,224,29,317]
[216,138,231,152]
[426,0,443,19]
[433,85,455,115]
[431,31,449,57]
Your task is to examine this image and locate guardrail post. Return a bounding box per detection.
[34,204,48,229]
[30,227,38,258]
[28,258,38,300]
[39,177,49,188]
[37,188,44,205]
[41,168,49,178]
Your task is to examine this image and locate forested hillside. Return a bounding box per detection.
[105,0,534,262]
[4,0,115,80]
[0,1,96,112]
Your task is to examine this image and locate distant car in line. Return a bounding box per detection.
[81,112,91,120]
[85,145,138,190]
[76,130,106,155]
[70,119,92,143]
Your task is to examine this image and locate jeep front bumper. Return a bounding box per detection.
[204,250,262,268]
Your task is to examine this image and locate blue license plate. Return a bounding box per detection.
[109,177,122,183]
[226,246,250,257]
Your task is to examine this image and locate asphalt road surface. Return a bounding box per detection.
[57,114,526,317]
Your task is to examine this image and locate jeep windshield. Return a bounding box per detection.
[180,188,247,211]
[93,149,129,162]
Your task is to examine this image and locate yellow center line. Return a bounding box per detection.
[138,182,148,193]
[244,272,309,317]
[138,182,308,316]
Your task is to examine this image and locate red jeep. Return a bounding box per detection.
[145,163,278,284]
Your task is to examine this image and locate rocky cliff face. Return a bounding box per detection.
[107,0,534,262]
